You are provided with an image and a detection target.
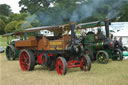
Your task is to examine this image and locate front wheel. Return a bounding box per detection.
[96,50,109,64]
[112,49,123,61]
[56,57,67,75]
[6,45,16,60]
[80,55,91,71]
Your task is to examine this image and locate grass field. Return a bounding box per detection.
[0,35,8,48]
[0,53,128,85]
[0,35,128,85]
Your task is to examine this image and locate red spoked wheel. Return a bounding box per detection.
[80,55,91,71]
[56,57,67,75]
[19,50,35,71]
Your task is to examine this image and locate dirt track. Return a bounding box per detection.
[0,53,128,85]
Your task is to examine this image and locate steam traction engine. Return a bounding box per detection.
[15,23,91,75]
[78,19,123,64]
[3,32,22,60]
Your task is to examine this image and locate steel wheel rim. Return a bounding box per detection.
[98,53,107,63]
[80,56,88,71]
[6,47,14,60]
[114,50,122,60]
[20,51,30,71]
[56,58,64,75]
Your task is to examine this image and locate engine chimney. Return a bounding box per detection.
[70,22,76,41]
[104,18,110,39]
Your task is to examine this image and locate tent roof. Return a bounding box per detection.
[113,29,128,36]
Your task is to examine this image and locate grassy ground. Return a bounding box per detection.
[0,53,128,85]
[0,35,8,48]
[0,35,128,85]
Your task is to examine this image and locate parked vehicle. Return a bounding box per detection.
[15,23,91,75]
[0,46,4,53]
[78,19,123,64]
[2,32,23,60]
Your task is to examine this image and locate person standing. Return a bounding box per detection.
[114,37,119,48]
[118,37,123,50]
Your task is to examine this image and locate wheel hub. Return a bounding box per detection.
[58,65,61,69]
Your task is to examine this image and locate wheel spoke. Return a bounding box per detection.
[56,57,67,75]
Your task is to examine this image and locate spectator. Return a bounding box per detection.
[97,29,105,40]
[118,37,123,50]
[114,37,119,48]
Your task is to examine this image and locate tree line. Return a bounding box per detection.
[0,0,128,35]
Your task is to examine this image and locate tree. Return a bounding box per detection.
[0,4,12,16]
[19,0,56,14]
[0,15,8,24]
[25,14,40,27]
[8,13,28,22]
[4,21,17,33]
[119,3,128,21]
[15,21,32,32]
[0,19,5,34]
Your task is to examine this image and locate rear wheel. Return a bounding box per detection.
[6,45,16,60]
[42,54,48,66]
[48,58,56,71]
[56,57,67,75]
[19,50,35,71]
[96,50,109,64]
[80,55,91,71]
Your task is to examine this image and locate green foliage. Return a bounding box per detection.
[0,15,8,24]
[31,20,40,27]
[119,3,128,21]
[25,14,40,27]
[0,4,12,16]
[19,0,56,14]
[0,19,5,34]
[8,13,28,22]
[15,21,32,32]
[4,21,17,33]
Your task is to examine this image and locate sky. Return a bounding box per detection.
[0,0,21,13]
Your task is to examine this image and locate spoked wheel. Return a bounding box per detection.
[6,45,16,60]
[112,49,123,61]
[56,57,67,75]
[80,55,91,71]
[96,50,109,64]
[19,50,35,71]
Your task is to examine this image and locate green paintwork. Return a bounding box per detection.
[78,21,105,28]
[6,41,20,60]
[80,21,123,63]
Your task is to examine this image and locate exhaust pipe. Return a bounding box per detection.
[104,18,110,39]
[70,22,76,41]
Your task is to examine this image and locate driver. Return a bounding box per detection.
[97,28,105,41]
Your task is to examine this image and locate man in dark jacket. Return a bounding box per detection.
[114,37,119,48]
[118,37,123,50]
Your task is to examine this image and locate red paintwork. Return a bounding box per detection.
[67,60,82,68]
[110,41,114,48]
[19,51,30,71]
[56,58,63,75]
[37,53,43,64]
[37,53,53,65]
[48,53,53,56]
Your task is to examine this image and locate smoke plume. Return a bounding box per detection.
[25,0,127,26]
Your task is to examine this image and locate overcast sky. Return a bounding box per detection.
[0,0,21,13]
